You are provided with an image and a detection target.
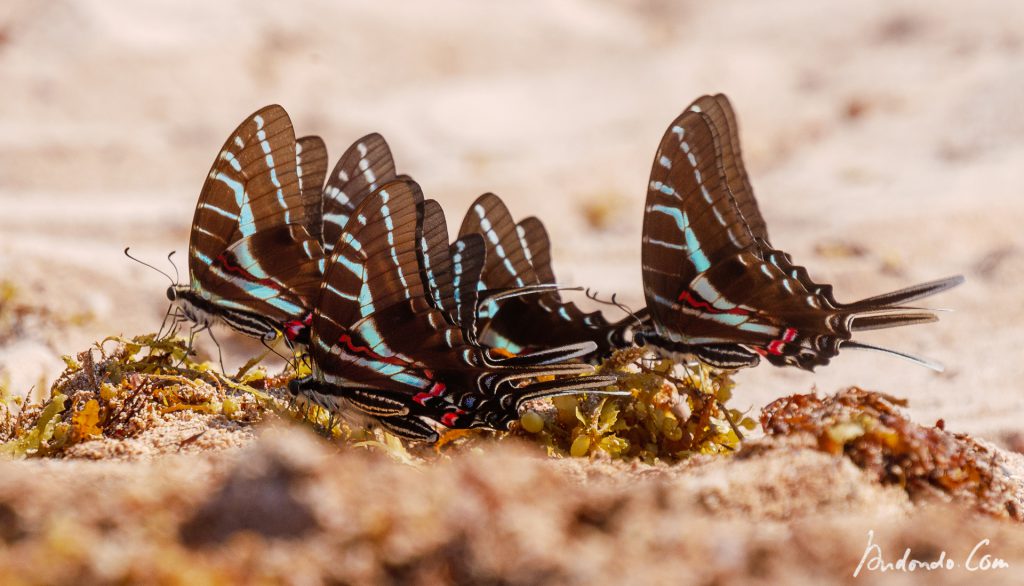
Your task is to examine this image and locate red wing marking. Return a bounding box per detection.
[410,382,467,428]
[677,290,751,316]
[216,252,283,291]
[337,333,410,366]
[283,312,314,341]
[441,410,465,427]
[765,327,798,355]
[412,382,448,406]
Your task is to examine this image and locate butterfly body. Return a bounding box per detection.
[167,285,280,341]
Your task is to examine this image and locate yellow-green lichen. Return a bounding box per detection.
[0,334,274,458]
[517,347,757,462]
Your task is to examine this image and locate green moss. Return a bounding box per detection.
[4,331,758,464]
[0,334,275,458]
[0,393,67,457]
[517,348,756,462]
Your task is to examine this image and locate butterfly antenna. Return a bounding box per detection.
[124,247,176,286]
[260,337,292,367]
[585,288,645,328]
[167,251,181,284]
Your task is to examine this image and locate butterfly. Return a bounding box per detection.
[289,178,623,442]
[166,105,325,349]
[638,94,963,370]
[457,194,637,361]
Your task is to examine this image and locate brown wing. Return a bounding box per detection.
[188,105,322,321]
[642,98,761,338]
[321,133,399,253]
[690,94,770,242]
[296,135,329,244]
[458,193,538,290]
[310,179,473,386]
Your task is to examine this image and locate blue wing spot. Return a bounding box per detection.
[650,204,710,273]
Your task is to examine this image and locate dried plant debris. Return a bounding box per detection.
[760,388,1024,521]
[0,334,272,458]
[514,348,756,462]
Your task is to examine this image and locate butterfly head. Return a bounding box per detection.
[166,285,180,302]
[165,284,197,317]
[287,375,312,398]
[631,328,649,347]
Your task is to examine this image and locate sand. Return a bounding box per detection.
[2,0,1023,583]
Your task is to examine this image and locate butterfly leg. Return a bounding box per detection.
[167,312,184,340]
[205,326,227,374]
[180,323,207,368]
[161,308,186,341]
[259,337,293,371]
[156,303,175,340]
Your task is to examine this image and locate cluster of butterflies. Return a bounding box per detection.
[152,94,962,443]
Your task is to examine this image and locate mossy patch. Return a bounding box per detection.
[3,338,755,464]
[512,347,757,462]
[0,334,273,458]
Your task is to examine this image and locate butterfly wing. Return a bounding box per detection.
[642,97,843,364]
[416,199,490,341]
[306,180,620,436]
[188,105,322,323]
[417,199,455,316]
[458,193,539,290]
[310,180,466,387]
[512,215,635,355]
[295,135,329,245]
[460,196,630,358]
[516,216,557,286]
[689,94,769,242]
[321,133,399,253]
[448,234,487,342]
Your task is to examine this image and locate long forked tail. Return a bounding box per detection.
[848,275,964,332]
[848,275,965,308]
[840,340,945,372]
[511,374,626,410]
[842,274,964,371]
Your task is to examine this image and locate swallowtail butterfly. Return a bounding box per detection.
[637,94,963,370]
[167,105,324,347]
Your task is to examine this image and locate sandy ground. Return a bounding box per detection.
[2,0,1024,583]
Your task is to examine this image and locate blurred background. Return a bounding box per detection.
[1,0,1021,436]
